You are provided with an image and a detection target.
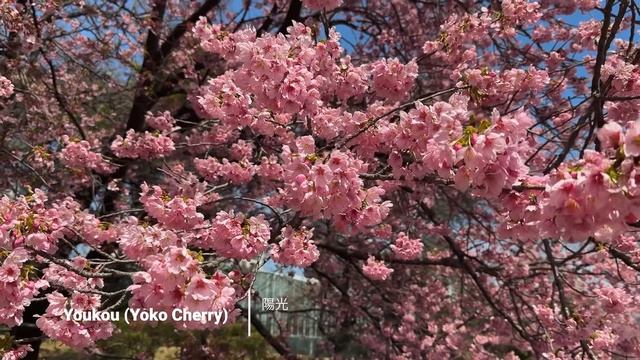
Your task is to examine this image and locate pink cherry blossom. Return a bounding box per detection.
[59,136,115,174]
[111,129,175,159]
[139,183,204,230]
[302,0,343,11]
[597,122,623,150]
[271,226,319,267]
[4,1,640,358]
[36,303,114,348]
[391,233,424,261]
[197,211,270,259]
[145,111,177,132]
[362,256,393,281]
[624,120,640,156]
[1,345,32,360]
[370,58,418,101]
[0,76,14,98]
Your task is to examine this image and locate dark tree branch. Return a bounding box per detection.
[124,0,168,132]
[239,306,298,359]
[543,239,596,360]
[277,0,302,34]
[160,0,222,58]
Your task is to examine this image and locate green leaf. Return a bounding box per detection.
[0,334,13,351]
[456,118,492,147]
[568,164,583,173]
[606,166,620,184]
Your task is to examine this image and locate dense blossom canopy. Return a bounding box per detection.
[1,0,640,359]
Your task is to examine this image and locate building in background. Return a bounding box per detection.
[249,271,326,357]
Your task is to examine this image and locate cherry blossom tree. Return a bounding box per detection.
[2,0,640,359]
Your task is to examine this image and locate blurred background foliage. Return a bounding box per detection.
[37,321,280,359]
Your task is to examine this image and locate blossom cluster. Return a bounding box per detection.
[0,75,13,98]
[501,119,640,244]
[277,136,392,233]
[271,226,320,267]
[302,0,343,11]
[111,129,175,159]
[0,248,47,327]
[0,190,75,254]
[194,157,256,185]
[36,261,114,348]
[196,211,270,259]
[193,20,416,124]
[145,111,177,132]
[362,256,393,281]
[139,183,204,231]
[388,94,533,199]
[59,135,115,174]
[391,232,423,261]
[128,247,237,330]
[370,58,418,101]
[118,220,180,261]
